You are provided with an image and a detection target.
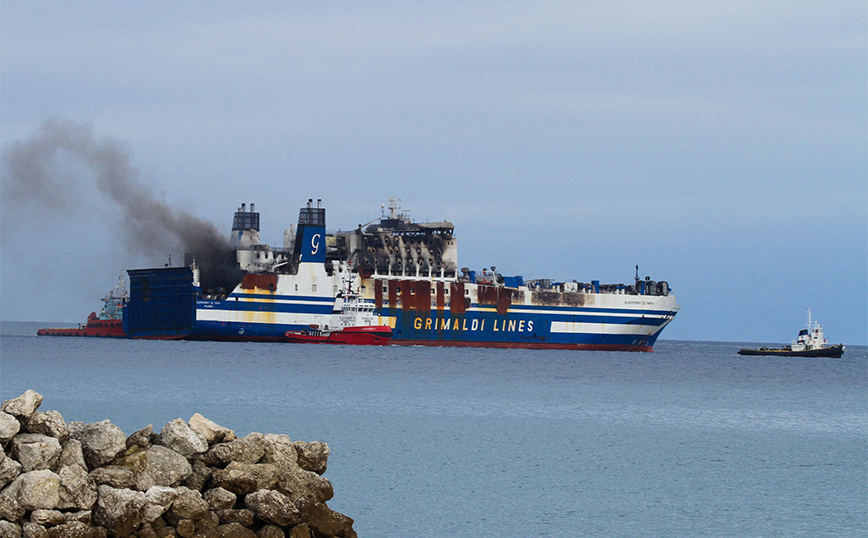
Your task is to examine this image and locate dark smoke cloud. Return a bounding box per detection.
[1,118,240,291]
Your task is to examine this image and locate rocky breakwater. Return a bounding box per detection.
[0,391,355,538]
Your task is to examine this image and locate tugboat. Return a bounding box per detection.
[284,282,392,345]
[37,273,129,338]
[738,309,845,357]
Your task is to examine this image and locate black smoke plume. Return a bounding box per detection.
[1,118,242,292]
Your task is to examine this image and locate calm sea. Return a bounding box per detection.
[1,321,865,537]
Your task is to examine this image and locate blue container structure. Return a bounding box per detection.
[124,268,195,338]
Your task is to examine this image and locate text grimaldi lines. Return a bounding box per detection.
[413,316,534,332]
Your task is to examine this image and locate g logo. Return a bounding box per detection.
[310,234,321,255]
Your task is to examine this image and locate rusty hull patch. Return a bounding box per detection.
[476,284,515,314]
[450,282,466,313]
[241,273,278,291]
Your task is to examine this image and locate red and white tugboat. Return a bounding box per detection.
[285,288,392,345]
[38,273,129,338]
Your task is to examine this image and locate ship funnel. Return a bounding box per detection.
[230,202,261,247]
[294,199,327,264]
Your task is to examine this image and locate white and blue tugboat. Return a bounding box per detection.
[739,309,845,357]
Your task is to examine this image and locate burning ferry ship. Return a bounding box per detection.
[123,199,680,351]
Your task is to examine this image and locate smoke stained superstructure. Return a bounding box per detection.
[1,118,240,294]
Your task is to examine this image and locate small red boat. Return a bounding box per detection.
[284,292,392,345]
[284,324,392,345]
[38,312,127,338]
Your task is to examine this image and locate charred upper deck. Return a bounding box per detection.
[330,201,458,279]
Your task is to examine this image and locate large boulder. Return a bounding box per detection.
[58,439,87,470]
[119,445,192,491]
[2,469,61,511]
[142,486,178,523]
[216,521,257,538]
[0,520,22,538]
[70,421,126,469]
[211,462,279,496]
[124,425,153,454]
[45,520,92,538]
[203,487,236,511]
[57,464,98,510]
[276,467,333,504]
[300,501,356,538]
[26,411,69,442]
[167,487,208,522]
[0,493,25,522]
[0,411,20,447]
[160,419,208,457]
[188,414,235,445]
[260,434,297,469]
[29,509,66,526]
[203,434,265,467]
[1,390,43,423]
[9,433,62,472]
[244,490,302,527]
[89,466,135,489]
[0,454,23,489]
[92,485,147,537]
[293,441,329,475]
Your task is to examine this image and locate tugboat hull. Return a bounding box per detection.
[738,344,845,358]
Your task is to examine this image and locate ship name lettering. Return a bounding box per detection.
[412,316,532,332]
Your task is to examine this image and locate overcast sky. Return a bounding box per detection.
[2,1,866,345]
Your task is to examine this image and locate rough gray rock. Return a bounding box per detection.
[161,419,208,457]
[184,458,211,491]
[260,435,297,470]
[46,520,93,538]
[120,445,192,490]
[276,467,333,504]
[1,391,355,537]
[1,390,43,423]
[89,465,135,489]
[142,486,178,523]
[58,439,88,470]
[124,425,152,453]
[300,501,355,538]
[9,433,62,472]
[261,524,288,538]
[0,520,23,538]
[29,509,66,526]
[204,435,265,468]
[0,493,25,522]
[188,414,235,445]
[26,411,68,442]
[217,508,254,526]
[70,421,126,470]
[57,464,98,510]
[3,469,61,511]
[167,487,208,522]
[211,462,279,496]
[203,487,236,511]
[244,490,301,527]
[293,442,329,476]
[0,454,23,489]
[217,521,257,538]
[92,485,147,537]
[22,522,47,538]
[0,411,20,447]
